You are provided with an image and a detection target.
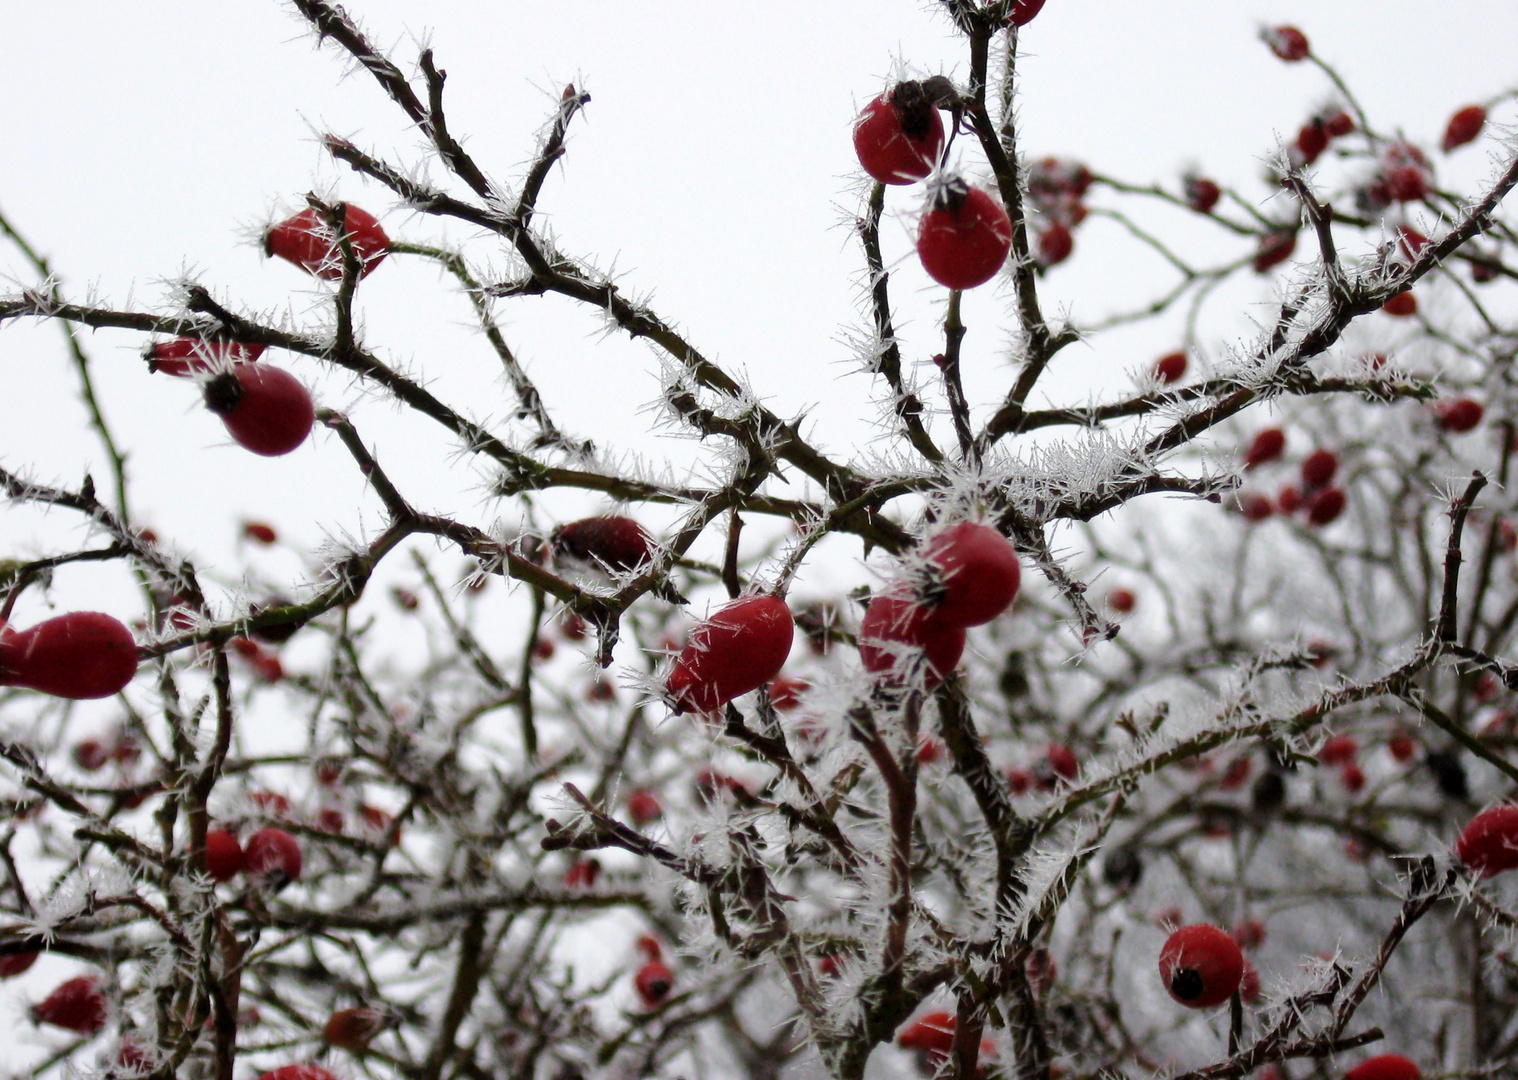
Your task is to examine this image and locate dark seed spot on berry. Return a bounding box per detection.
[1171,968,1206,1001]
[890,80,936,141]
[202,372,245,416]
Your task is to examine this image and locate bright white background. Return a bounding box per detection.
[1,2,1517,1070]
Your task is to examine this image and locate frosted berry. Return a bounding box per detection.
[265,205,389,281]
[665,595,793,714]
[0,612,138,700]
[323,1006,393,1052]
[1262,25,1310,62]
[1388,732,1418,763]
[1037,223,1074,267]
[1340,762,1366,792]
[1443,105,1487,152]
[1237,494,1274,521]
[768,676,808,711]
[32,975,108,1034]
[244,826,303,889]
[1108,588,1136,614]
[858,595,965,689]
[1306,487,1346,527]
[1038,743,1079,788]
[146,337,265,377]
[1457,804,1518,876]
[204,829,245,882]
[1346,1056,1421,1080]
[917,521,1021,627]
[1382,291,1417,317]
[1322,110,1356,139]
[1301,449,1339,490]
[1153,352,1187,385]
[1184,174,1221,214]
[918,178,1013,290]
[203,364,314,457]
[853,82,946,185]
[1245,427,1286,468]
[1253,231,1296,273]
[1158,924,1244,1008]
[897,1011,955,1055]
[635,959,674,1007]
[1008,0,1047,26]
[552,516,656,572]
[74,739,111,771]
[1434,398,1484,433]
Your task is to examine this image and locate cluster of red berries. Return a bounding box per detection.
[1026,157,1092,268]
[139,203,389,458]
[71,726,141,772]
[852,79,1013,289]
[1361,142,1435,212]
[202,825,303,888]
[1234,433,1346,528]
[860,522,1021,691]
[1005,743,1079,795]
[1317,733,1367,793]
[1292,105,1355,168]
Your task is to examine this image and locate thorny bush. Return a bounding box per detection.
[3,3,1518,1079]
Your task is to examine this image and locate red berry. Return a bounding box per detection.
[918,178,1013,290]
[0,950,38,978]
[258,1068,341,1080]
[627,788,663,826]
[636,935,663,960]
[1434,398,1484,433]
[392,588,420,611]
[531,637,556,662]
[265,205,389,281]
[0,612,138,700]
[1316,734,1358,766]
[1184,174,1221,214]
[203,364,314,457]
[1346,1055,1422,1080]
[1107,588,1136,614]
[145,338,265,377]
[323,1006,392,1052]
[916,735,946,764]
[1253,231,1297,273]
[73,739,111,772]
[1295,120,1328,165]
[1230,919,1265,951]
[1244,427,1286,468]
[560,612,588,640]
[244,827,303,889]
[1153,352,1187,385]
[1442,105,1487,152]
[897,1011,956,1054]
[859,596,965,690]
[1322,110,1356,139]
[318,807,346,834]
[552,516,656,572]
[243,521,278,544]
[116,1036,155,1073]
[249,789,291,817]
[635,959,674,1007]
[1277,485,1303,514]
[1340,762,1366,792]
[665,596,793,714]
[1306,487,1346,527]
[1237,494,1274,521]
[563,857,601,888]
[1041,743,1079,786]
[853,82,946,185]
[1008,0,1047,26]
[1457,804,1518,877]
[1218,756,1253,790]
[359,805,399,845]
[1396,226,1428,262]
[1005,767,1035,796]
[1036,223,1074,267]
[204,829,245,882]
[1301,449,1339,490]
[917,522,1021,627]
[768,677,808,712]
[1382,291,1417,317]
[1377,145,1433,203]
[1262,25,1310,62]
[32,975,108,1034]
[1388,733,1418,763]
[1158,924,1244,1008]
